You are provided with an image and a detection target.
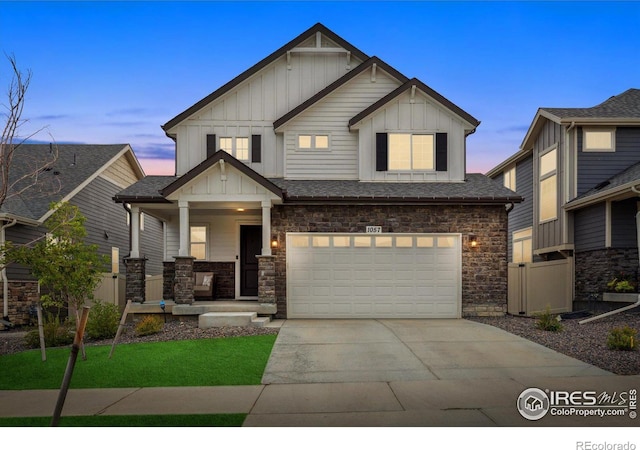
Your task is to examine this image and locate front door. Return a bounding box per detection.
[240,225,262,297]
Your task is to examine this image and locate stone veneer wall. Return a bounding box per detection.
[270,204,508,319]
[162,261,236,300]
[0,281,40,328]
[575,248,639,304]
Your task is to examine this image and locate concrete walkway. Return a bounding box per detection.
[1,319,638,427]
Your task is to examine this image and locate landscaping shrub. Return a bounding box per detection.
[535,306,563,332]
[86,300,120,340]
[135,315,164,336]
[607,326,637,351]
[24,313,75,348]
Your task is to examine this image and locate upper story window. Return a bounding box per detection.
[504,166,516,191]
[220,137,249,161]
[388,133,434,171]
[539,147,557,223]
[298,134,329,150]
[512,227,532,263]
[583,128,615,152]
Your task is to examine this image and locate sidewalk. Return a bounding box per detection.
[2,375,639,426]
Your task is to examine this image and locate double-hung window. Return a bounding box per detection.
[220,137,249,161]
[190,226,207,260]
[388,133,434,170]
[583,128,615,152]
[539,147,557,222]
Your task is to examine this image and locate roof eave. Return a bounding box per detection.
[564,181,640,211]
[283,196,522,205]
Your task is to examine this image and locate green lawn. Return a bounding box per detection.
[0,414,246,427]
[0,334,277,390]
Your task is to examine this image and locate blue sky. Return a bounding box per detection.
[1,1,639,175]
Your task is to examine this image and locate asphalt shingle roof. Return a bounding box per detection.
[542,88,640,119]
[114,175,179,201]
[568,161,640,205]
[1,144,130,220]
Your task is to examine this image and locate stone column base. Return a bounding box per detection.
[125,257,146,303]
[257,255,276,304]
[174,256,195,305]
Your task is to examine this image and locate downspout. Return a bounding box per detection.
[1,219,18,327]
[579,184,640,324]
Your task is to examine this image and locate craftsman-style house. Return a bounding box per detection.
[115,23,520,320]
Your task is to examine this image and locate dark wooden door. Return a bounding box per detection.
[240,225,262,297]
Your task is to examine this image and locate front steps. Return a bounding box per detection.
[198,312,271,329]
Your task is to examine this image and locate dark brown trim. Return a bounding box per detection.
[273,57,409,130]
[282,196,522,205]
[112,196,172,204]
[162,23,370,133]
[160,150,283,199]
[349,78,481,129]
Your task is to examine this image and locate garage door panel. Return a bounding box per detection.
[287,233,460,319]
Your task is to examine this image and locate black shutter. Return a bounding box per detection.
[376,133,388,171]
[436,133,448,171]
[206,134,216,159]
[251,135,261,163]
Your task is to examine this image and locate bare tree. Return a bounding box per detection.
[0,54,58,210]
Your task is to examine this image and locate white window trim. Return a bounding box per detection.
[539,146,558,223]
[296,133,330,151]
[220,137,250,160]
[504,165,516,191]
[189,224,209,260]
[583,127,616,152]
[388,132,436,171]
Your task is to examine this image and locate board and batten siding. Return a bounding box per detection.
[173,48,363,177]
[534,120,565,251]
[357,90,467,182]
[281,70,401,179]
[577,127,640,196]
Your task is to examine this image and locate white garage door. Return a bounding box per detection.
[287,233,461,318]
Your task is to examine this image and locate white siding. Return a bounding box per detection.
[281,71,401,179]
[357,91,468,182]
[173,45,362,177]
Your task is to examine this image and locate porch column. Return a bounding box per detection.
[130,206,140,258]
[178,200,190,257]
[261,200,272,256]
[173,256,194,305]
[125,257,146,303]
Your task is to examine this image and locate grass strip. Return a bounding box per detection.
[0,414,245,427]
[0,335,276,390]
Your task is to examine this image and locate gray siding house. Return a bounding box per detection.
[1,144,164,327]
[115,23,521,320]
[488,89,640,312]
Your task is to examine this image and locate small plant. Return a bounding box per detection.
[135,315,164,337]
[535,306,563,332]
[85,300,120,340]
[606,273,636,293]
[607,326,637,351]
[24,313,75,348]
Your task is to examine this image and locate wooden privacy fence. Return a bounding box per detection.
[507,258,574,316]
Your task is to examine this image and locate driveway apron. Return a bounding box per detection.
[261,319,611,384]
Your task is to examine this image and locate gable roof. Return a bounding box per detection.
[565,161,640,211]
[1,144,140,222]
[162,23,370,134]
[113,175,178,203]
[160,150,284,199]
[273,56,408,130]
[542,88,640,121]
[348,78,481,131]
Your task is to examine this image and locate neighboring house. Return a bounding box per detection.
[488,89,640,312]
[1,144,164,327]
[115,23,521,319]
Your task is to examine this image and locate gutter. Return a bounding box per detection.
[1,219,18,327]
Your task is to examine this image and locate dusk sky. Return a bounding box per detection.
[1,1,639,176]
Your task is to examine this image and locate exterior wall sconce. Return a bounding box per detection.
[271,237,279,249]
[469,235,478,248]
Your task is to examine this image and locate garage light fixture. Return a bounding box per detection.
[469,234,478,248]
[271,236,279,249]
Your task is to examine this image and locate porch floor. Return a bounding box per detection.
[128,300,277,317]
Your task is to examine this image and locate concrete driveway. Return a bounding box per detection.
[262,319,610,384]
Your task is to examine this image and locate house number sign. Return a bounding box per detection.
[366,226,382,234]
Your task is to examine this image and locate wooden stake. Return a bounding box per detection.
[51,305,90,427]
[36,303,46,362]
[109,300,131,359]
